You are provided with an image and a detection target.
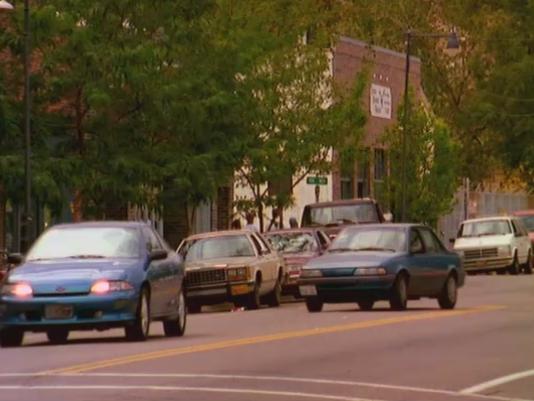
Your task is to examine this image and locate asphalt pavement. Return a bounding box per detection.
[0,275,533,401]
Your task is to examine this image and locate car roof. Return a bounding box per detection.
[342,223,416,230]
[461,216,514,224]
[305,198,377,208]
[184,230,254,241]
[51,221,149,230]
[264,228,317,235]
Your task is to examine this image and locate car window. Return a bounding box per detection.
[265,232,318,254]
[513,219,527,237]
[143,227,163,252]
[409,229,425,254]
[249,234,264,255]
[517,215,534,232]
[181,235,255,261]
[459,219,511,237]
[317,231,330,249]
[418,228,441,253]
[255,234,272,254]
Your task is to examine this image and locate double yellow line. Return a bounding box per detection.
[44,305,503,375]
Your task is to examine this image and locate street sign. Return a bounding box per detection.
[306,176,328,186]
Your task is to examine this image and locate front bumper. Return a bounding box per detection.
[0,292,138,331]
[463,256,513,271]
[186,281,255,305]
[298,275,396,302]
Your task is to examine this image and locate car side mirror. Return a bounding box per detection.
[383,212,393,223]
[7,253,24,265]
[149,249,168,261]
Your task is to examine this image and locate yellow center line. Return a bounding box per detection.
[43,305,504,375]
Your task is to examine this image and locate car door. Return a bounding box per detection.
[142,227,170,317]
[406,228,431,296]
[250,233,277,294]
[512,219,530,264]
[154,229,184,313]
[417,227,451,294]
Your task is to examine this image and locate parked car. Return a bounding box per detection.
[177,230,285,312]
[263,228,331,295]
[0,222,186,347]
[453,216,532,275]
[300,198,390,239]
[513,210,534,246]
[298,224,464,312]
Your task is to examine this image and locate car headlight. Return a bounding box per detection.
[91,280,134,295]
[1,282,33,298]
[498,246,511,256]
[300,269,322,278]
[353,267,387,276]
[227,267,249,281]
[455,249,464,258]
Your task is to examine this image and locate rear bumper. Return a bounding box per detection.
[463,257,513,271]
[186,281,255,305]
[298,275,395,302]
[0,293,137,331]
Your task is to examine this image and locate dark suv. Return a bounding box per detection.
[301,198,389,239]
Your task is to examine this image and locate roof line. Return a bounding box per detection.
[338,36,421,64]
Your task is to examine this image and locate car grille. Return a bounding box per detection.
[464,248,498,260]
[186,269,227,287]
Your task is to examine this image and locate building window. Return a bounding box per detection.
[357,150,370,198]
[340,176,354,200]
[374,148,386,182]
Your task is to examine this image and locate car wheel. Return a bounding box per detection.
[508,253,520,275]
[125,287,150,342]
[357,300,375,311]
[163,290,187,337]
[305,297,323,312]
[246,281,261,310]
[0,329,24,348]
[47,328,69,345]
[523,251,533,275]
[266,277,282,307]
[438,274,457,310]
[389,274,408,311]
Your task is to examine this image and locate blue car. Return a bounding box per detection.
[298,224,465,312]
[0,222,186,347]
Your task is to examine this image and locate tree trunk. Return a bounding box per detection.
[71,190,83,222]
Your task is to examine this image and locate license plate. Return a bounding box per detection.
[231,284,250,296]
[45,305,73,320]
[299,285,317,296]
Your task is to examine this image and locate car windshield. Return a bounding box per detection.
[517,215,534,232]
[459,220,511,237]
[329,227,406,253]
[180,235,255,262]
[26,227,140,261]
[265,232,318,254]
[305,203,379,226]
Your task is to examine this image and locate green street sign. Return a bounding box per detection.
[306,176,328,186]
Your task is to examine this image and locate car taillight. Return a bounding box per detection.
[91,280,133,295]
[1,282,33,298]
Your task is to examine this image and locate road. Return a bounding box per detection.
[0,275,533,401]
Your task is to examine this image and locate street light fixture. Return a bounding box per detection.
[0,0,33,251]
[400,30,460,222]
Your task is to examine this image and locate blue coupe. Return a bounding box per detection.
[0,222,186,347]
[298,224,465,312]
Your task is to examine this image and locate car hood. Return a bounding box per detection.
[454,234,513,249]
[304,251,398,269]
[282,253,318,266]
[5,259,140,295]
[185,256,258,270]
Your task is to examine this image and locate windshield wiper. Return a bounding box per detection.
[328,247,356,253]
[477,233,499,237]
[68,255,107,259]
[352,247,396,252]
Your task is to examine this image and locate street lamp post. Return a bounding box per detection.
[400,30,460,222]
[0,0,33,251]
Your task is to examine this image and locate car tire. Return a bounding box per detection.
[46,328,69,345]
[246,281,261,310]
[357,300,375,311]
[437,274,457,310]
[305,297,323,312]
[266,277,282,308]
[163,290,187,337]
[389,274,408,311]
[0,329,24,348]
[508,253,520,275]
[523,251,533,275]
[125,287,150,342]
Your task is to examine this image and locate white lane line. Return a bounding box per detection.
[0,385,380,401]
[461,369,534,395]
[0,373,532,401]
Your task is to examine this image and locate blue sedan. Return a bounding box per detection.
[0,222,186,347]
[298,224,465,312]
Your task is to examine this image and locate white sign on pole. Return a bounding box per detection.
[370,84,392,119]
